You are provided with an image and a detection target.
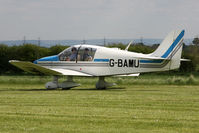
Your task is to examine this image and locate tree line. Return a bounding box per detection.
[0,38,199,74]
[0,44,68,74]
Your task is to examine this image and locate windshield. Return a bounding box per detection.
[59,46,79,61]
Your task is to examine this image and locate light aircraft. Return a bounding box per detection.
[10,30,185,90]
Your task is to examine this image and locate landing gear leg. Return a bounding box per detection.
[60,76,80,90]
[95,77,116,90]
[45,76,59,89]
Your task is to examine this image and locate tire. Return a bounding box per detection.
[62,87,72,90]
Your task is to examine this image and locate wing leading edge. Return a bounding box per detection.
[9,60,92,76]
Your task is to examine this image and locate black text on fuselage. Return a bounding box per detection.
[109,59,139,67]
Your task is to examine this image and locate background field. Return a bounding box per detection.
[0,74,199,133]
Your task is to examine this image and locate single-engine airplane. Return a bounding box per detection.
[10,30,185,90]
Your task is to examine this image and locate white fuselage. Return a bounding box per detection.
[37,45,173,76]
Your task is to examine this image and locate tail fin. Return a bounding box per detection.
[151,30,185,70]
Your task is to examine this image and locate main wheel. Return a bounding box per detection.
[45,82,58,90]
[62,87,72,90]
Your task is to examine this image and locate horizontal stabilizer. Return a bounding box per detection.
[180,59,191,61]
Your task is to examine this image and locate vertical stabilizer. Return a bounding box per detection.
[151,30,185,70]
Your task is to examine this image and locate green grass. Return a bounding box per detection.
[0,75,199,132]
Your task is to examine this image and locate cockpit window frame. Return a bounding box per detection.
[76,45,82,63]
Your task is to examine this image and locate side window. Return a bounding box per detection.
[78,47,96,61]
[59,47,79,61]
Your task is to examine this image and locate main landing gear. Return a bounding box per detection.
[45,76,80,90]
[45,76,116,90]
[95,76,116,90]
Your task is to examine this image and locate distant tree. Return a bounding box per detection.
[182,44,199,72]
[0,44,10,74]
[135,42,144,46]
[151,44,159,50]
[192,37,199,46]
[107,43,126,50]
[14,44,46,61]
[129,43,154,54]
[107,43,153,54]
[49,45,69,55]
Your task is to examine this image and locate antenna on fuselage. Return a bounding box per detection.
[125,41,133,51]
[23,36,26,45]
[38,37,40,47]
[37,37,40,59]
[83,38,86,44]
[104,36,106,46]
[140,36,143,44]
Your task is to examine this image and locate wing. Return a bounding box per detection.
[9,60,92,76]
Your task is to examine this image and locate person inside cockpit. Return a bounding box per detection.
[66,47,77,61]
[82,48,92,61]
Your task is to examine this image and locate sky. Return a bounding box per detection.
[0,0,199,40]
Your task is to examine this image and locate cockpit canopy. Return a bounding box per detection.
[59,45,97,61]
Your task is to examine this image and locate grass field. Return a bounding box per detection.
[0,74,199,133]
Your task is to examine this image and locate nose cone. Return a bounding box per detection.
[33,55,59,64]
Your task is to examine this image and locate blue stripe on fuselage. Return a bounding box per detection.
[94,59,109,62]
[33,55,59,64]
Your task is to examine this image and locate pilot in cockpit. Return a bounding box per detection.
[66,47,77,61]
